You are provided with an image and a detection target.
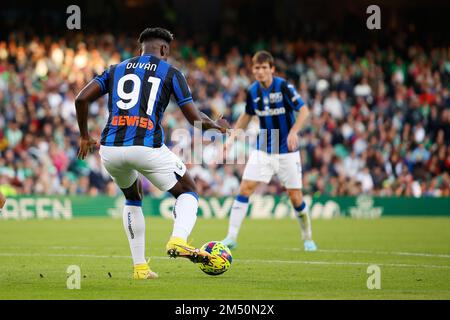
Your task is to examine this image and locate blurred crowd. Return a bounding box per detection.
[0,32,449,198]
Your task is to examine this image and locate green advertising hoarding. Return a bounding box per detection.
[0,195,449,220]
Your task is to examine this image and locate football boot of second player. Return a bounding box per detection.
[304,240,318,251]
[221,237,238,250]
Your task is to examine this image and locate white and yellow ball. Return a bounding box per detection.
[198,241,232,276]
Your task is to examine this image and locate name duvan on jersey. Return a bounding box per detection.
[126,62,157,71]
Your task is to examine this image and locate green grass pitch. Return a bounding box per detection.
[0,217,449,299]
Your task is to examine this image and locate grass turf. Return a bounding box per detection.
[0,217,449,300]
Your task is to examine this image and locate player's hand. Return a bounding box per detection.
[287,131,299,152]
[215,115,231,134]
[77,136,99,160]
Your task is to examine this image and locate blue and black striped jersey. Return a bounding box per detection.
[93,54,193,148]
[245,77,304,154]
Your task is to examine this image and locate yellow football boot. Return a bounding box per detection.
[133,262,158,279]
[166,236,211,264]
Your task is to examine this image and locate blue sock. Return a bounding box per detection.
[236,194,249,204]
[125,199,142,207]
[294,201,306,213]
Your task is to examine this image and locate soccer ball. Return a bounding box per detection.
[198,241,232,276]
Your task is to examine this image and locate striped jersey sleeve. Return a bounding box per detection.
[281,80,304,111]
[171,68,193,107]
[245,88,256,115]
[93,68,110,95]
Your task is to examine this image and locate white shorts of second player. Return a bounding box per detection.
[242,150,303,189]
[99,144,186,191]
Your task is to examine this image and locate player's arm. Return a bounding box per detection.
[224,112,252,150]
[172,69,229,133]
[290,104,310,134]
[234,112,253,130]
[75,80,104,159]
[75,67,110,159]
[282,81,310,151]
[287,105,310,151]
[180,103,229,133]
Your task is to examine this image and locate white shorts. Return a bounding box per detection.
[99,145,186,191]
[242,150,303,189]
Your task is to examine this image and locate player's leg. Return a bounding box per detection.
[278,152,317,251]
[99,146,157,279]
[120,178,158,278]
[166,171,199,244]
[136,145,210,263]
[166,169,213,263]
[286,188,316,251]
[222,179,259,249]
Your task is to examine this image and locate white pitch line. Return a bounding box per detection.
[234,258,450,269]
[0,253,125,259]
[393,251,450,258]
[285,248,450,259]
[0,252,449,269]
[0,246,92,250]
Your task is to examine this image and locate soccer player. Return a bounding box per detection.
[75,27,229,279]
[222,51,317,251]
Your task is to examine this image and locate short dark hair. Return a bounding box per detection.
[138,27,174,44]
[252,51,274,67]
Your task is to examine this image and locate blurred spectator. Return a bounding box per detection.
[0,31,448,198]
